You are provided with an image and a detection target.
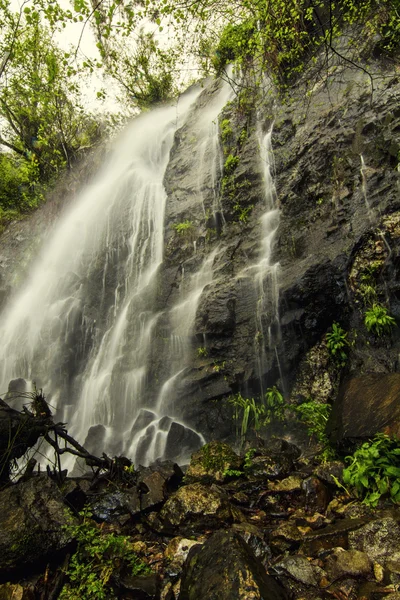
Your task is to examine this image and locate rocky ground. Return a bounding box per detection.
[2,400,400,600]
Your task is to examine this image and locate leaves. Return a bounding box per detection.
[343,434,400,507]
[364,304,396,336]
[60,508,151,599]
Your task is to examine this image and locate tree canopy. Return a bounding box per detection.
[0,0,399,226]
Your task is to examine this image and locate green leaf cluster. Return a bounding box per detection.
[228,386,285,441]
[60,508,151,599]
[326,322,349,366]
[364,304,396,336]
[173,220,194,234]
[343,434,400,507]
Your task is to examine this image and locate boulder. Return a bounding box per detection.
[156,482,238,535]
[0,584,35,600]
[180,530,288,600]
[185,441,241,482]
[327,373,400,445]
[348,517,400,567]
[0,475,73,573]
[323,548,372,581]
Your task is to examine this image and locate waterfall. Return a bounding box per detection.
[254,126,280,393]
[0,84,217,469]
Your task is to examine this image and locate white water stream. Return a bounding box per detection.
[0,86,208,468]
[0,75,236,470]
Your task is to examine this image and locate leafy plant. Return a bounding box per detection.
[343,434,400,507]
[173,220,194,235]
[197,346,208,357]
[228,386,285,440]
[220,118,233,142]
[60,508,151,599]
[296,400,336,462]
[222,468,243,478]
[243,447,256,470]
[228,393,263,439]
[223,153,239,175]
[326,322,349,365]
[263,386,285,424]
[364,304,396,336]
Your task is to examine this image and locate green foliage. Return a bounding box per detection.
[0,153,43,218]
[228,386,285,440]
[173,220,194,234]
[364,303,396,336]
[343,434,400,507]
[263,386,285,424]
[197,346,208,357]
[212,19,256,74]
[220,118,233,142]
[60,508,151,599]
[223,153,239,175]
[243,447,256,469]
[326,322,349,366]
[296,400,336,462]
[222,467,243,478]
[228,393,262,439]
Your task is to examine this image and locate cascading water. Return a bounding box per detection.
[0,85,210,469]
[0,74,236,470]
[253,126,280,392]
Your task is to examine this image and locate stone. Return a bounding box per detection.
[164,537,202,577]
[157,482,237,534]
[185,441,241,482]
[180,530,288,600]
[90,488,141,522]
[270,521,303,554]
[247,454,292,480]
[118,573,160,600]
[313,461,345,486]
[268,474,303,492]
[274,555,323,587]
[301,518,368,556]
[328,373,400,445]
[348,518,400,567]
[324,548,372,581]
[0,584,35,600]
[302,476,330,514]
[0,475,74,573]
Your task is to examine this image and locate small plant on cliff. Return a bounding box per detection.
[326,322,349,366]
[343,434,400,507]
[172,220,194,235]
[220,118,233,143]
[197,346,208,358]
[60,508,151,599]
[364,304,396,336]
[223,153,239,175]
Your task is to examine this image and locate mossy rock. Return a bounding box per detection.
[185,441,241,482]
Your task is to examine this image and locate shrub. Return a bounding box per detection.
[364,304,396,336]
[343,434,400,507]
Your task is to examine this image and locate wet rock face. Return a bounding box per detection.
[327,373,400,445]
[180,530,288,600]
